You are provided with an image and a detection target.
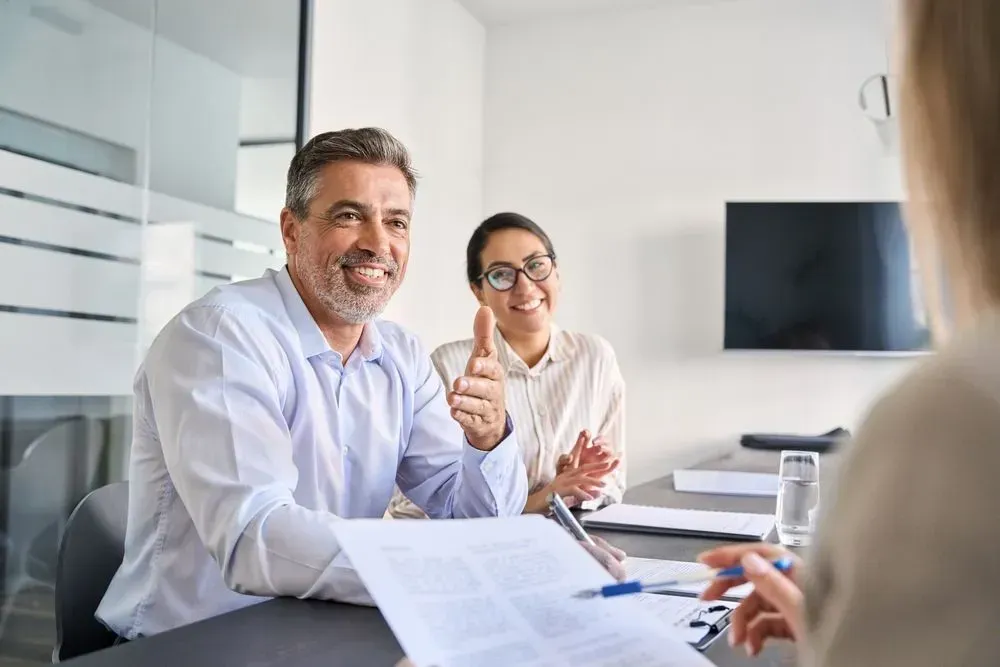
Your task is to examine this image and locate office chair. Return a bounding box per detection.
[53,482,128,662]
[0,416,106,661]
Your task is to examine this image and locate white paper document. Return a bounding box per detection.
[336,516,714,667]
[624,557,754,600]
[582,504,775,540]
[633,594,735,644]
[673,469,779,498]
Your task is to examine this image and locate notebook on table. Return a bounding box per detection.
[672,469,779,498]
[581,503,775,541]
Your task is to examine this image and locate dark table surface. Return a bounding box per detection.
[67,445,836,667]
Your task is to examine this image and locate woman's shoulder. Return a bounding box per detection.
[854,318,1000,461]
[430,338,476,369]
[805,322,1000,667]
[558,329,619,363]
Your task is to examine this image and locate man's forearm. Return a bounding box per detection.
[449,433,528,518]
[225,504,373,605]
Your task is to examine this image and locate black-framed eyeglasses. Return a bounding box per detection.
[479,254,555,292]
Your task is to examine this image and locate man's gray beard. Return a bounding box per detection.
[318,282,391,324]
[301,260,397,324]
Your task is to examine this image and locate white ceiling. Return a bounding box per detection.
[86,0,300,78]
[458,0,703,25]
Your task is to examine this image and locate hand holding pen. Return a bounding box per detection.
[698,543,805,657]
[574,556,794,598]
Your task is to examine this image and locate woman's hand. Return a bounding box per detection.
[697,543,806,657]
[556,430,617,475]
[523,460,619,513]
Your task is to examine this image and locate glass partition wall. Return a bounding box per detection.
[0,1,306,661]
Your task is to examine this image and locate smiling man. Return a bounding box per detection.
[96,128,529,639]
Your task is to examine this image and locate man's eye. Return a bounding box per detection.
[389,220,408,230]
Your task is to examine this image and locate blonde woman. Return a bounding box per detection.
[389,212,624,518]
[699,2,1000,665]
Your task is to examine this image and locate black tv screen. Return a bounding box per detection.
[724,202,932,353]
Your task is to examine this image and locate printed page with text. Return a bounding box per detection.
[337,515,714,667]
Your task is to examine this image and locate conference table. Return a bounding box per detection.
[66,444,835,667]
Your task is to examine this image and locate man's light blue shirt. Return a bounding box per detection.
[97,267,528,638]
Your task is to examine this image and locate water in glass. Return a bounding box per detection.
[776,451,820,547]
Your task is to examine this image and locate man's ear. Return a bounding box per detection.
[470,282,486,306]
[280,207,299,255]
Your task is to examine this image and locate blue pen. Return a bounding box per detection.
[574,556,795,599]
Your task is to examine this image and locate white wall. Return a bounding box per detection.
[235,143,294,222]
[0,148,285,396]
[240,76,298,141]
[307,0,486,344]
[234,76,298,222]
[0,0,241,210]
[148,35,242,211]
[484,0,912,484]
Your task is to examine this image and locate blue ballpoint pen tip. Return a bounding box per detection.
[774,556,794,571]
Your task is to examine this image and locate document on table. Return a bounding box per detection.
[624,557,754,600]
[582,504,775,541]
[673,469,780,498]
[336,515,714,667]
[633,594,736,644]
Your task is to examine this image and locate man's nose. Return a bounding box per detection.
[356,219,391,258]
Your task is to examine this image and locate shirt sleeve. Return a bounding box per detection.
[599,370,627,505]
[803,369,1000,667]
[145,306,372,605]
[394,341,528,519]
[581,344,627,511]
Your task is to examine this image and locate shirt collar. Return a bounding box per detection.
[356,321,385,363]
[273,266,384,364]
[547,323,569,362]
[496,324,571,375]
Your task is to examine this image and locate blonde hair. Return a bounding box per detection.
[900,1,1000,335]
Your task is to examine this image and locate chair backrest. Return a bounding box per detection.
[53,481,129,662]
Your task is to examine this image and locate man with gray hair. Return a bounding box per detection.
[96,128,529,638]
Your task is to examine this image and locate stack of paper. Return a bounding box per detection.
[672,469,779,497]
[337,516,715,667]
[582,503,775,541]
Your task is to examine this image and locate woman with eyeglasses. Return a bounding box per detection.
[388,212,625,517]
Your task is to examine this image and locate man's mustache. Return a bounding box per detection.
[335,250,399,275]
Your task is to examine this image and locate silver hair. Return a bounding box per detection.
[284,127,418,219]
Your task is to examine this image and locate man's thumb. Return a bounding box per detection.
[473,306,496,355]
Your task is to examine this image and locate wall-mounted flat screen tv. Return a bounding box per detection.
[724,201,932,353]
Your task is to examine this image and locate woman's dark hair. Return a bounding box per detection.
[466,212,557,284]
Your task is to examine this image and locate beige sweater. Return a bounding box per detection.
[803,315,1000,666]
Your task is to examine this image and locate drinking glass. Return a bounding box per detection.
[775,450,820,547]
